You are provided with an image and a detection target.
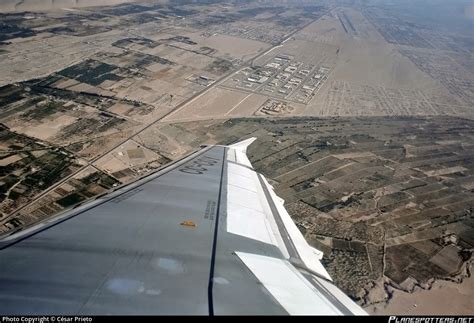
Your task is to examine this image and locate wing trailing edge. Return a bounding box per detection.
[225,139,367,315]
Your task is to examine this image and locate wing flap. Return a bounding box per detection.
[227,139,332,281]
[236,252,343,315]
[225,139,367,315]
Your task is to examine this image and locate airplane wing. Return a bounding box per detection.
[0,138,367,315]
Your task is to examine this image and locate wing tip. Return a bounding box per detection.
[229,137,257,151]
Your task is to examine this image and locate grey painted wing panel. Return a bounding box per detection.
[0,147,227,315]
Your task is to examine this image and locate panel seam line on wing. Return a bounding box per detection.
[207,147,227,316]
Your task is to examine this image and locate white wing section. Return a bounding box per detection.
[228,137,255,168]
[227,138,331,280]
[226,141,290,257]
[236,252,344,315]
[226,138,367,315]
[226,163,282,247]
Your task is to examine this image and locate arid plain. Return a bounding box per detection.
[0,0,473,314]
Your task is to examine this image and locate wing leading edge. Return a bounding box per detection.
[0,139,367,315]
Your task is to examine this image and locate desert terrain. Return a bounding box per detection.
[0,0,472,314]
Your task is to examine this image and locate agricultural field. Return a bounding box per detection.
[0,0,472,314]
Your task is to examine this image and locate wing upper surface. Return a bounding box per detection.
[0,139,366,315]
